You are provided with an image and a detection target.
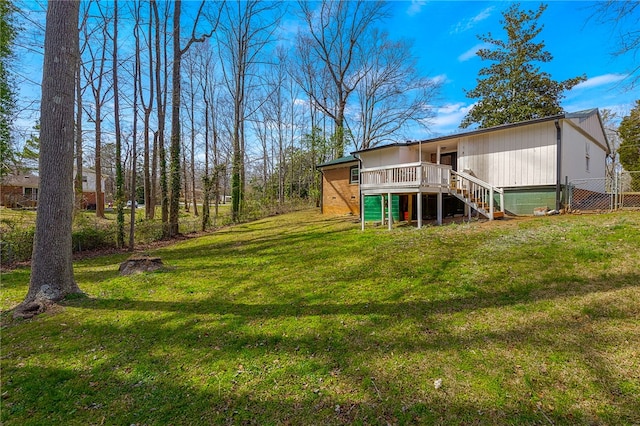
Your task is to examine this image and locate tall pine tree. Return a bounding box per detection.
[461,3,585,129]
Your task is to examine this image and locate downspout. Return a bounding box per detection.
[355,155,363,221]
[555,119,562,211]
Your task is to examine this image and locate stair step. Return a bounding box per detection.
[493,211,505,219]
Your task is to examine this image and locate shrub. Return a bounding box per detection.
[0,226,35,264]
[72,225,115,252]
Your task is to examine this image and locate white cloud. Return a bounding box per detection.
[457,43,491,62]
[574,73,628,90]
[427,103,475,135]
[451,6,495,34]
[428,74,449,85]
[407,1,427,17]
[407,0,427,16]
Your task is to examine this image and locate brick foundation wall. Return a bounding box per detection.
[322,166,360,215]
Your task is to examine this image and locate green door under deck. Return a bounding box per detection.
[364,195,400,222]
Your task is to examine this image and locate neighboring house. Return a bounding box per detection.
[0,174,40,208]
[76,167,107,210]
[0,168,107,209]
[317,109,609,228]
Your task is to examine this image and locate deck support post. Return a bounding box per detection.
[489,188,494,221]
[417,192,422,229]
[361,193,365,231]
[380,195,385,225]
[387,192,392,230]
[437,188,443,225]
[408,194,413,224]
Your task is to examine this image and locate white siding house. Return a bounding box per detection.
[347,109,608,225]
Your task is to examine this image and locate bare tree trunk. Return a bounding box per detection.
[139,0,154,219]
[75,4,89,212]
[74,36,83,211]
[113,0,125,248]
[190,85,198,217]
[17,0,82,317]
[182,129,189,213]
[152,0,168,234]
[183,56,199,217]
[95,103,104,218]
[201,62,211,231]
[129,89,137,251]
[219,1,281,220]
[130,5,141,251]
[151,131,158,219]
[82,3,110,220]
[169,0,214,236]
[213,116,221,226]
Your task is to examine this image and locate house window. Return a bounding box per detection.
[82,176,88,183]
[24,187,38,200]
[585,143,591,173]
[350,165,359,184]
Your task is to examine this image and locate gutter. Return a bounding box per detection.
[555,119,562,211]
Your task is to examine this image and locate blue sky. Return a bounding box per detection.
[383,0,638,136]
[12,1,638,145]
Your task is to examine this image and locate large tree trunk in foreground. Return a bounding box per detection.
[16,1,82,318]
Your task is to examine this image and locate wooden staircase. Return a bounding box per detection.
[449,171,505,220]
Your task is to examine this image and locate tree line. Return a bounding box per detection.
[4,0,439,241]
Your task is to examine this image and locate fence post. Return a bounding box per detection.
[614,171,619,210]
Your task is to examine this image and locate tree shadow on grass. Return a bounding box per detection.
[75,271,640,320]
[5,362,611,425]
[4,212,640,424]
[3,281,639,425]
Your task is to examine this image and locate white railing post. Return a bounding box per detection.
[489,188,494,220]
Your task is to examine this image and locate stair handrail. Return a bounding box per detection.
[450,170,505,217]
[451,170,503,194]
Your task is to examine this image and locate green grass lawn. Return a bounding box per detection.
[1,210,639,425]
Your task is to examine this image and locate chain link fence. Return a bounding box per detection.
[568,171,640,212]
[618,171,640,209]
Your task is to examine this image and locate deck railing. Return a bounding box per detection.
[360,162,452,190]
[450,170,504,219]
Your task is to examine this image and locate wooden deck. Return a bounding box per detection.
[360,162,452,194]
[359,161,505,229]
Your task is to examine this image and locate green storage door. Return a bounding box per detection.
[364,195,400,222]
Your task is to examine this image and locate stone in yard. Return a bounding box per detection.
[119,255,164,275]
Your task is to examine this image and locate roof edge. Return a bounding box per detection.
[316,155,358,170]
